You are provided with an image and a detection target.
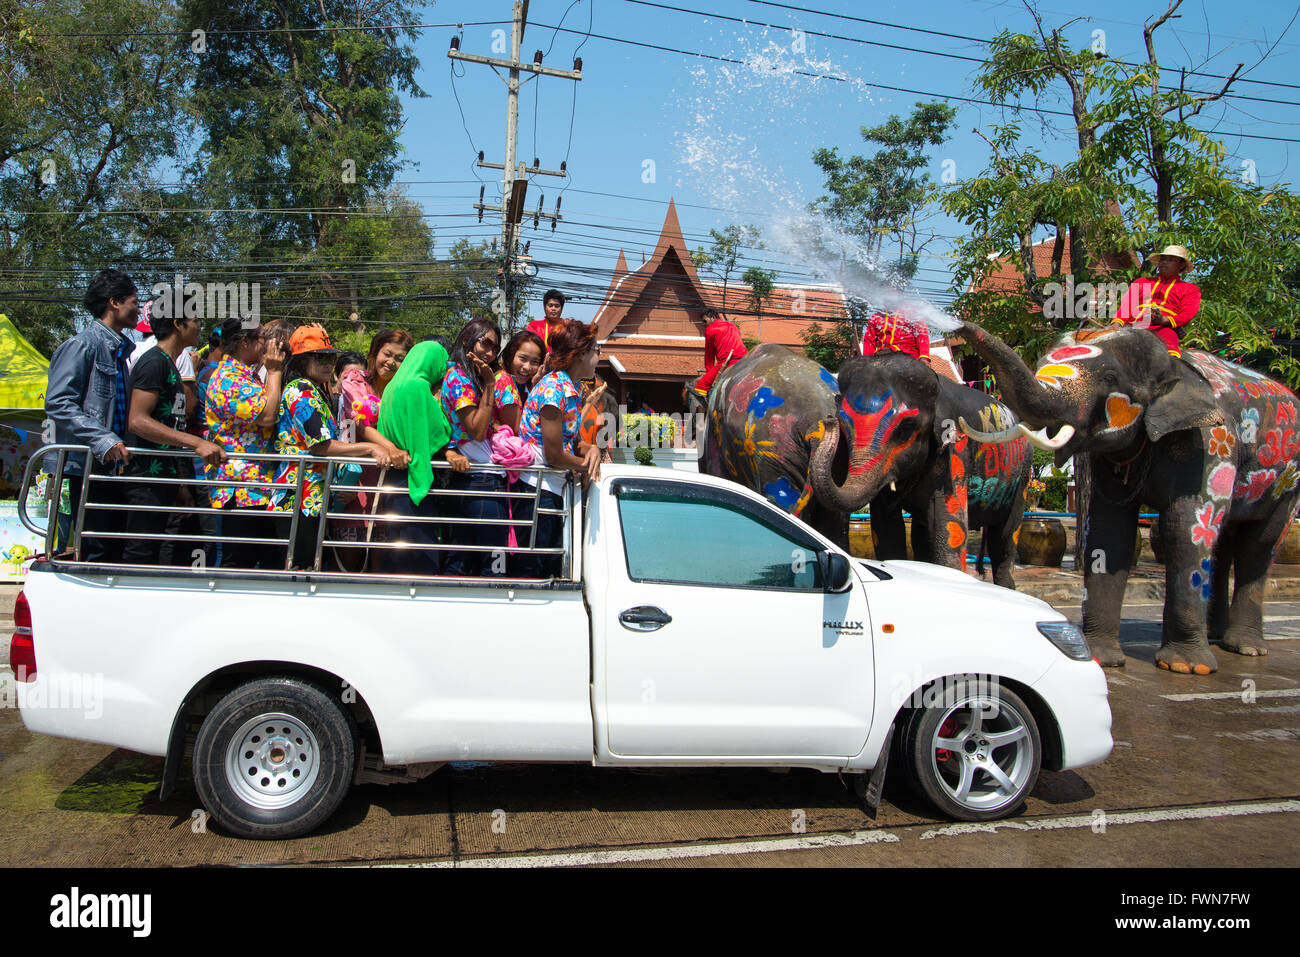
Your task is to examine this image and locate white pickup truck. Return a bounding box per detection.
[12,457,1112,839]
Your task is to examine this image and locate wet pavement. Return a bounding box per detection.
[0,596,1297,867]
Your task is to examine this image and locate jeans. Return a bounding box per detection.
[122,479,179,566]
[65,468,128,563]
[289,510,324,570]
[513,487,565,579]
[375,468,443,575]
[444,470,509,577]
[218,501,284,570]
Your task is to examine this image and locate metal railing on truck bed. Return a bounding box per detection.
[16,444,581,584]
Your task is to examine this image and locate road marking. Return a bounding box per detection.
[1161,688,1300,701]
[377,798,1300,867]
[919,799,1300,840]
[377,830,900,868]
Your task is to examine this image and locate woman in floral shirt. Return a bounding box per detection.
[516,319,603,578]
[338,328,414,436]
[275,326,403,570]
[440,317,509,576]
[204,316,286,568]
[496,330,546,433]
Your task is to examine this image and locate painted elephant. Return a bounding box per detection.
[702,344,1031,587]
[702,344,849,548]
[809,350,1031,588]
[960,321,1300,674]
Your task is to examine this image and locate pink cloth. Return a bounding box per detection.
[339,367,382,431]
[490,426,537,548]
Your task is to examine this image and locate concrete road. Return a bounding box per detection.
[0,600,1297,868]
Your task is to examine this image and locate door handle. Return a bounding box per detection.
[619,605,672,632]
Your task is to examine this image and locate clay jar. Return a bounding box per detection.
[849,520,875,560]
[1017,517,1067,567]
[1276,520,1300,564]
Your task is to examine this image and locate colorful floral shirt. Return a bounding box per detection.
[204,356,277,508]
[339,367,381,433]
[521,370,582,459]
[274,379,337,517]
[494,369,521,419]
[440,364,484,448]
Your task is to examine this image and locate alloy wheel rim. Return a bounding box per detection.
[930,694,1033,811]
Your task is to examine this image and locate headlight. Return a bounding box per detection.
[1037,621,1093,661]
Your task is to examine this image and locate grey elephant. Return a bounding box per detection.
[961,321,1300,674]
[702,343,1030,586]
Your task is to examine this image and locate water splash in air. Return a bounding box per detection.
[672,35,961,335]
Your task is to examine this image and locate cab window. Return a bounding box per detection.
[616,488,823,591]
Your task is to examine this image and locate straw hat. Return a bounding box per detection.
[1152,245,1192,272]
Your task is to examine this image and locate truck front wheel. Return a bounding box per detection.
[193,678,357,839]
[899,681,1041,822]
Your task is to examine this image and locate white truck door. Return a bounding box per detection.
[595,477,873,759]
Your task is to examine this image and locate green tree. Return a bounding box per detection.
[741,265,776,340]
[811,101,957,271]
[0,0,195,354]
[181,0,426,321]
[692,224,761,312]
[944,0,1300,383]
[799,321,857,372]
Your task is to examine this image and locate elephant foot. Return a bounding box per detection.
[1087,637,1126,668]
[1221,631,1269,658]
[1155,640,1218,676]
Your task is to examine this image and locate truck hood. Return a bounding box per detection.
[858,558,1063,619]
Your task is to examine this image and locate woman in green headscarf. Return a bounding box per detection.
[376,341,459,573]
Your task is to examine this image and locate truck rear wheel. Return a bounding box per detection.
[899,680,1041,822]
[193,677,357,839]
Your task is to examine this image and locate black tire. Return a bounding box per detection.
[899,679,1041,822]
[193,677,357,839]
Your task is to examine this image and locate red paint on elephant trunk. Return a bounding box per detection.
[840,393,920,478]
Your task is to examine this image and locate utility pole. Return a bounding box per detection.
[449,1,583,326]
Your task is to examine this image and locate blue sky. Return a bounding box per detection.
[397,0,1300,321]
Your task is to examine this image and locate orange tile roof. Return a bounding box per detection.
[592,198,853,377]
[601,353,704,377]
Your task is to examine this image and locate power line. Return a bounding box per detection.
[626,0,1300,109]
[738,0,1300,93]
[24,19,509,39]
[534,20,1300,145]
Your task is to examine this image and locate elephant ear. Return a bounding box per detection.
[1144,370,1224,442]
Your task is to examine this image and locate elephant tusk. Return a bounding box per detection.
[1016,423,1076,450]
[957,416,1023,444]
[890,481,896,492]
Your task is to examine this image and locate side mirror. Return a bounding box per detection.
[822,550,853,593]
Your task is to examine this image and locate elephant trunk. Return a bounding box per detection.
[959,322,1072,429]
[809,419,879,515]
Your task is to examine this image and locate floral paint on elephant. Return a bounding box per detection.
[1178,351,1300,518]
[1206,461,1236,499]
[1191,502,1225,548]
[1035,342,1102,389]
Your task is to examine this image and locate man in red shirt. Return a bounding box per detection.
[693,308,748,398]
[1113,245,1200,356]
[525,289,568,354]
[860,309,932,364]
